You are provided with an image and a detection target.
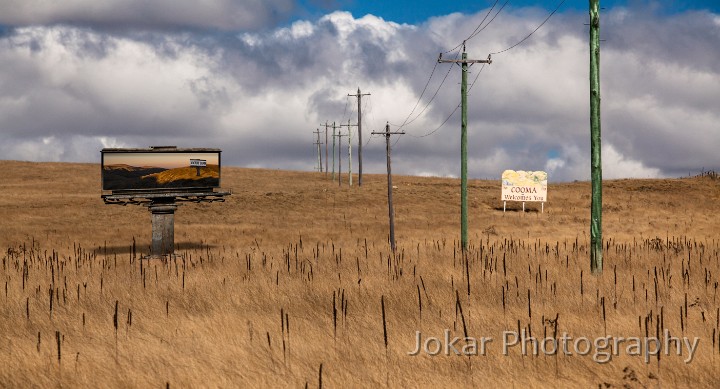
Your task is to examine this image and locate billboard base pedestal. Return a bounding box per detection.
[149,199,177,258]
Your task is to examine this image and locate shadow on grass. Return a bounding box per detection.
[492,207,541,213]
[93,241,216,255]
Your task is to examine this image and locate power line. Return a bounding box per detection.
[490,0,567,55]
[329,0,562,150]
[365,94,378,133]
[340,95,350,123]
[391,132,403,148]
[364,133,378,147]
[394,61,440,128]
[443,0,506,54]
[404,62,455,127]
[344,99,356,124]
[406,63,487,139]
[363,96,386,148]
[391,1,500,135]
[397,0,503,136]
[407,104,460,139]
[394,0,556,140]
[468,63,487,92]
[465,0,510,42]
[338,1,562,165]
[395,51,458,131]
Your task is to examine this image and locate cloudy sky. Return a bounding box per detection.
[0,0,718,181]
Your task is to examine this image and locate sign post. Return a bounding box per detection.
[149,199,178,256]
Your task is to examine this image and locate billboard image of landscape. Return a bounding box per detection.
[102,151,220,191]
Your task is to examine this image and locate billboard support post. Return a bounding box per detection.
[149,200,177,257]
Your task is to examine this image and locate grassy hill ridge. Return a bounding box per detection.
[142,164,219,184]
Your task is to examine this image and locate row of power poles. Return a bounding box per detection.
[313,88,371,187]
[312,89,404,255]
[314,121,350,185]
[313,120,403,256]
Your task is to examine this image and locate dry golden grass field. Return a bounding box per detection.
[1,160,719,388]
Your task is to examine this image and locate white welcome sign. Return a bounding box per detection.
[501,170,547,212]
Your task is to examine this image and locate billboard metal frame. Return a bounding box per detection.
[101,146,231,205]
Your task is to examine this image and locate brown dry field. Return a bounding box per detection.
[1,160,719,388]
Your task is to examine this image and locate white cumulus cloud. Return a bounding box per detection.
[0,7,717,181]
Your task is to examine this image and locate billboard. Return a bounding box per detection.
[101,148,221,192]
[501,170,547,202]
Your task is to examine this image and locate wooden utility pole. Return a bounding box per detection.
[321,121,330,176]
[372,123,404,255]
[340,120,358,186]
[333,130,347,187]
[348,88,370,186]
[438,45,492,252]
[589,0,603,275]
[313,129,323,172]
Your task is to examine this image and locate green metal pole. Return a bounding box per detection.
[461,50,469,252]
[357,88,363,187]
[332,122,336,182]
[590,0,603,275]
